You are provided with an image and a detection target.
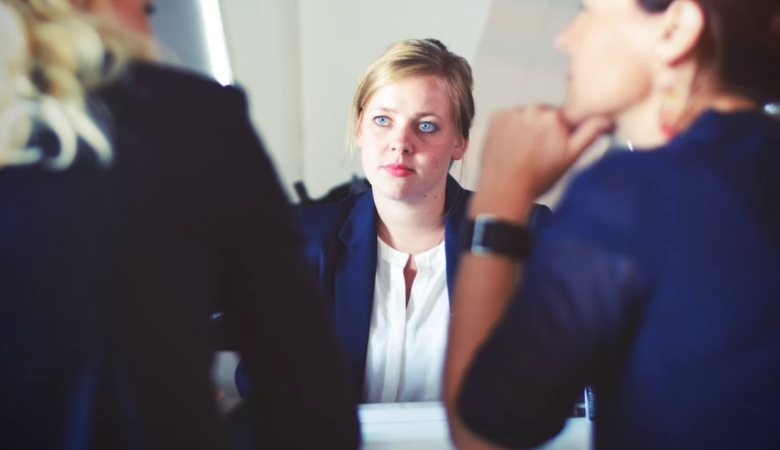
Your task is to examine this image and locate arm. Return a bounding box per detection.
[455,230,639,448]
[444,194,533,450]
[447,178,639,449]
[444,106,612,449]
[221,89,360,449]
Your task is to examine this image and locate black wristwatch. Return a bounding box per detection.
[460,213,534,260]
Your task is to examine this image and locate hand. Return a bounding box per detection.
[474,105,611,220]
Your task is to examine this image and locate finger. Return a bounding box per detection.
[489,108,516,128]
[567,116,612,157]
[526,103,557,112]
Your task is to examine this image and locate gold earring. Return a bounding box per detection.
[659,88,681,139]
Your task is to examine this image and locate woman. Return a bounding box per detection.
[0,1,359,449]
[297,39,552,404]
[445,0,780,449]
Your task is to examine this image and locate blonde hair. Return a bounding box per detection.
[0,0,154,170]
[348,38,475,154]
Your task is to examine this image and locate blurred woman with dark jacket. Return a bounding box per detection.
[0,1,359,449]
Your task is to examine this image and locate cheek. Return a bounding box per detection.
[360,144,375,170]
[113,0,152,34]
[357,129,385,159]
[421,141,458,169]
[566,25,655,119]
[359,132,385,176]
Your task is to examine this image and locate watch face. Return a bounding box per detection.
[469,215,494,255]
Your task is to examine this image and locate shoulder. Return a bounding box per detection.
[296,192,366,243]
[444,176,473,220]
[566,150,656,207]
[446,179,550,232]
[541,153,649,253]
[97,63,286,221]
[96,62,262,169]
[99,62,249,122]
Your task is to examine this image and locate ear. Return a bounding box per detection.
[452,137,468,161]
[657,0,706,66]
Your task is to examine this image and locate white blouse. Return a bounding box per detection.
[363,237,450,403]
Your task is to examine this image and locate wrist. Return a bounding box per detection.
[469,184,534,225]
[461,213,535,261]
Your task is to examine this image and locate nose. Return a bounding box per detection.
[390,124,414,154]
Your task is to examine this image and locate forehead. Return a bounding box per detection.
[365,74,453,116]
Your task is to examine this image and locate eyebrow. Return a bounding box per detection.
[368,107,442,119]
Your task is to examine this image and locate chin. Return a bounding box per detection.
[562,96,618,129]
[375,185,413,201]
[561,100,591,127]
[563,84,612,126]
[373,178,418,202]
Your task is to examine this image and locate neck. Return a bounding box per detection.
[614,98,668,149]
[374,177,448,256]
[615,87,758,150]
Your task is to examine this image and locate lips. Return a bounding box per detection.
[383,164,413,177]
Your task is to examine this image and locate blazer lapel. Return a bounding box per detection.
[335,192,378,399]
[444,175,471,303]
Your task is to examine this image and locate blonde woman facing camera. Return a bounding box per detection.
[298,39,551,403]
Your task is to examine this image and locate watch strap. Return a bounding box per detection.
[460,214,534,260]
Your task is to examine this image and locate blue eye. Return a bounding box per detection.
[419,122,438,133]
[374,116,390,126]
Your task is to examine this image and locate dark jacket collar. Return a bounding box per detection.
[337,174,470,248]
[337,188,377,246]
[442,175,471,294]
[333,174,470,400]
[336,175,470,295]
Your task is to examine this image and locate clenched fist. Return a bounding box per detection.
[471,105,612,222]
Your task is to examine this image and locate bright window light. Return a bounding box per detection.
[198,0,233,86]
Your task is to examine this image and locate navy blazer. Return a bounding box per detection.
[0,63,360,450]
[458,110,780,450]
[296,175,552,400]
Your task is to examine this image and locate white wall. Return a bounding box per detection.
[219,0,303,192]
[150,1,212,78]
[173,0,602,204]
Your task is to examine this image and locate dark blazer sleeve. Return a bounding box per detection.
[457,161,641,448]
[215,88,360,449]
